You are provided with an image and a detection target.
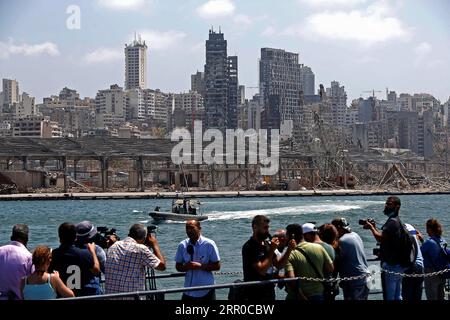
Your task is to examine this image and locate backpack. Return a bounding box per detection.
[396,218,418,268]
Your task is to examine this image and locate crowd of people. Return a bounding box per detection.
[241,196,449,301]
[0,196,448,301]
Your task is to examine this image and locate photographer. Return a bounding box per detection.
[75,221,107,295]
[362,196,409,300]
[105,223,166,297]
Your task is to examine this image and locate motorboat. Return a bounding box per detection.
[149,198,208,222]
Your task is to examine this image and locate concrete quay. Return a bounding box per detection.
[0,189,449,201]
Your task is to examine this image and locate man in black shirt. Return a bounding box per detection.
[49,222,100,297]
[363,196,407,300]
[242,215,279,301]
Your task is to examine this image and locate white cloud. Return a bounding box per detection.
[233,14,253,27]
[415,42,432,57]
[96,0,150,11]
[413,42,443,68]
[189,42,205,53]
[298,0,366,7]
[134,30,186,50]
[0,39,60,59]
[82,48,122,64]
[284,4,411,46]
[355,56,380,64]
[197,0,235,19]
[261,26,277,37]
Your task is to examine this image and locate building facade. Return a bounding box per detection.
[259,48,302,128]
[125,37,148,90]
[204,28,238,131]
[2,79,20,106]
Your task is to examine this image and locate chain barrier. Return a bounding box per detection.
[212,268,450,282]
[380,268,450,278]
[213,271,244,276]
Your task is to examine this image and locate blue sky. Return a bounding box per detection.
[0,0,449,103]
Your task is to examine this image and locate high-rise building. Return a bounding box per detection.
[169,91,205,131]
[398,94,413,112]
[58,87,80,108]
[126,89,145,121]
[125,36,147,90]
[2,79,20,106]
[445,97,450,127]
[16,93,36,118]
[95,84,126,128]
[191,71,206,97]
[358,97,375,123]
[387,90,397,103]
[418,110,434,158]
[227,56,238,129]
[204,28,238,131]
[300,65,315,96]
[248,94,262,131]
[326,81,347,126]
[385,110,434,158]
[259,48,302,129]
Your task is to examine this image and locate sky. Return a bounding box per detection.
[0,0,449,104]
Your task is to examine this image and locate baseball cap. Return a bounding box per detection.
[331,217,352,232]
[302,223,318,234]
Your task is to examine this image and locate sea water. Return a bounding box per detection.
[1,194,448,300]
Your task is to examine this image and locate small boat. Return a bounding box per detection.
[149,198,208,222]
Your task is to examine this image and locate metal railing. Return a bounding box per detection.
[59,267,450,301]
[60,276,304,301]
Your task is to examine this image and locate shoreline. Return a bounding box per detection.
[0,189,449,201]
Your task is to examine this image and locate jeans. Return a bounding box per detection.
[341,282,370,300]
[402,264,424,301]
[424,267,445,300]
[182,289,216,301]
[382,263,406,300]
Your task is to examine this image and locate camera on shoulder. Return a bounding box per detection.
[95,226,120,249]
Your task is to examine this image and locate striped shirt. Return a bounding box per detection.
[105,237,160,295]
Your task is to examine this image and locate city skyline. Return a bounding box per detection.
[0,0,449,103]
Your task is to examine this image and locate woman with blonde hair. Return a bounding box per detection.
[20,246,74,300]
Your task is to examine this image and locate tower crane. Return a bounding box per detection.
[361,90,382,99]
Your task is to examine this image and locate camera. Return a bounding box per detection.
[358,218,376,226]
[147,225,158,235]
[95,226,120,249]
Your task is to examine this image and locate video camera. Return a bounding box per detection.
[147,224,158,235]
[95,226,120,249]
[358,218,376,226]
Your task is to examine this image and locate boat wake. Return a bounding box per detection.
[206,200,382,221]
